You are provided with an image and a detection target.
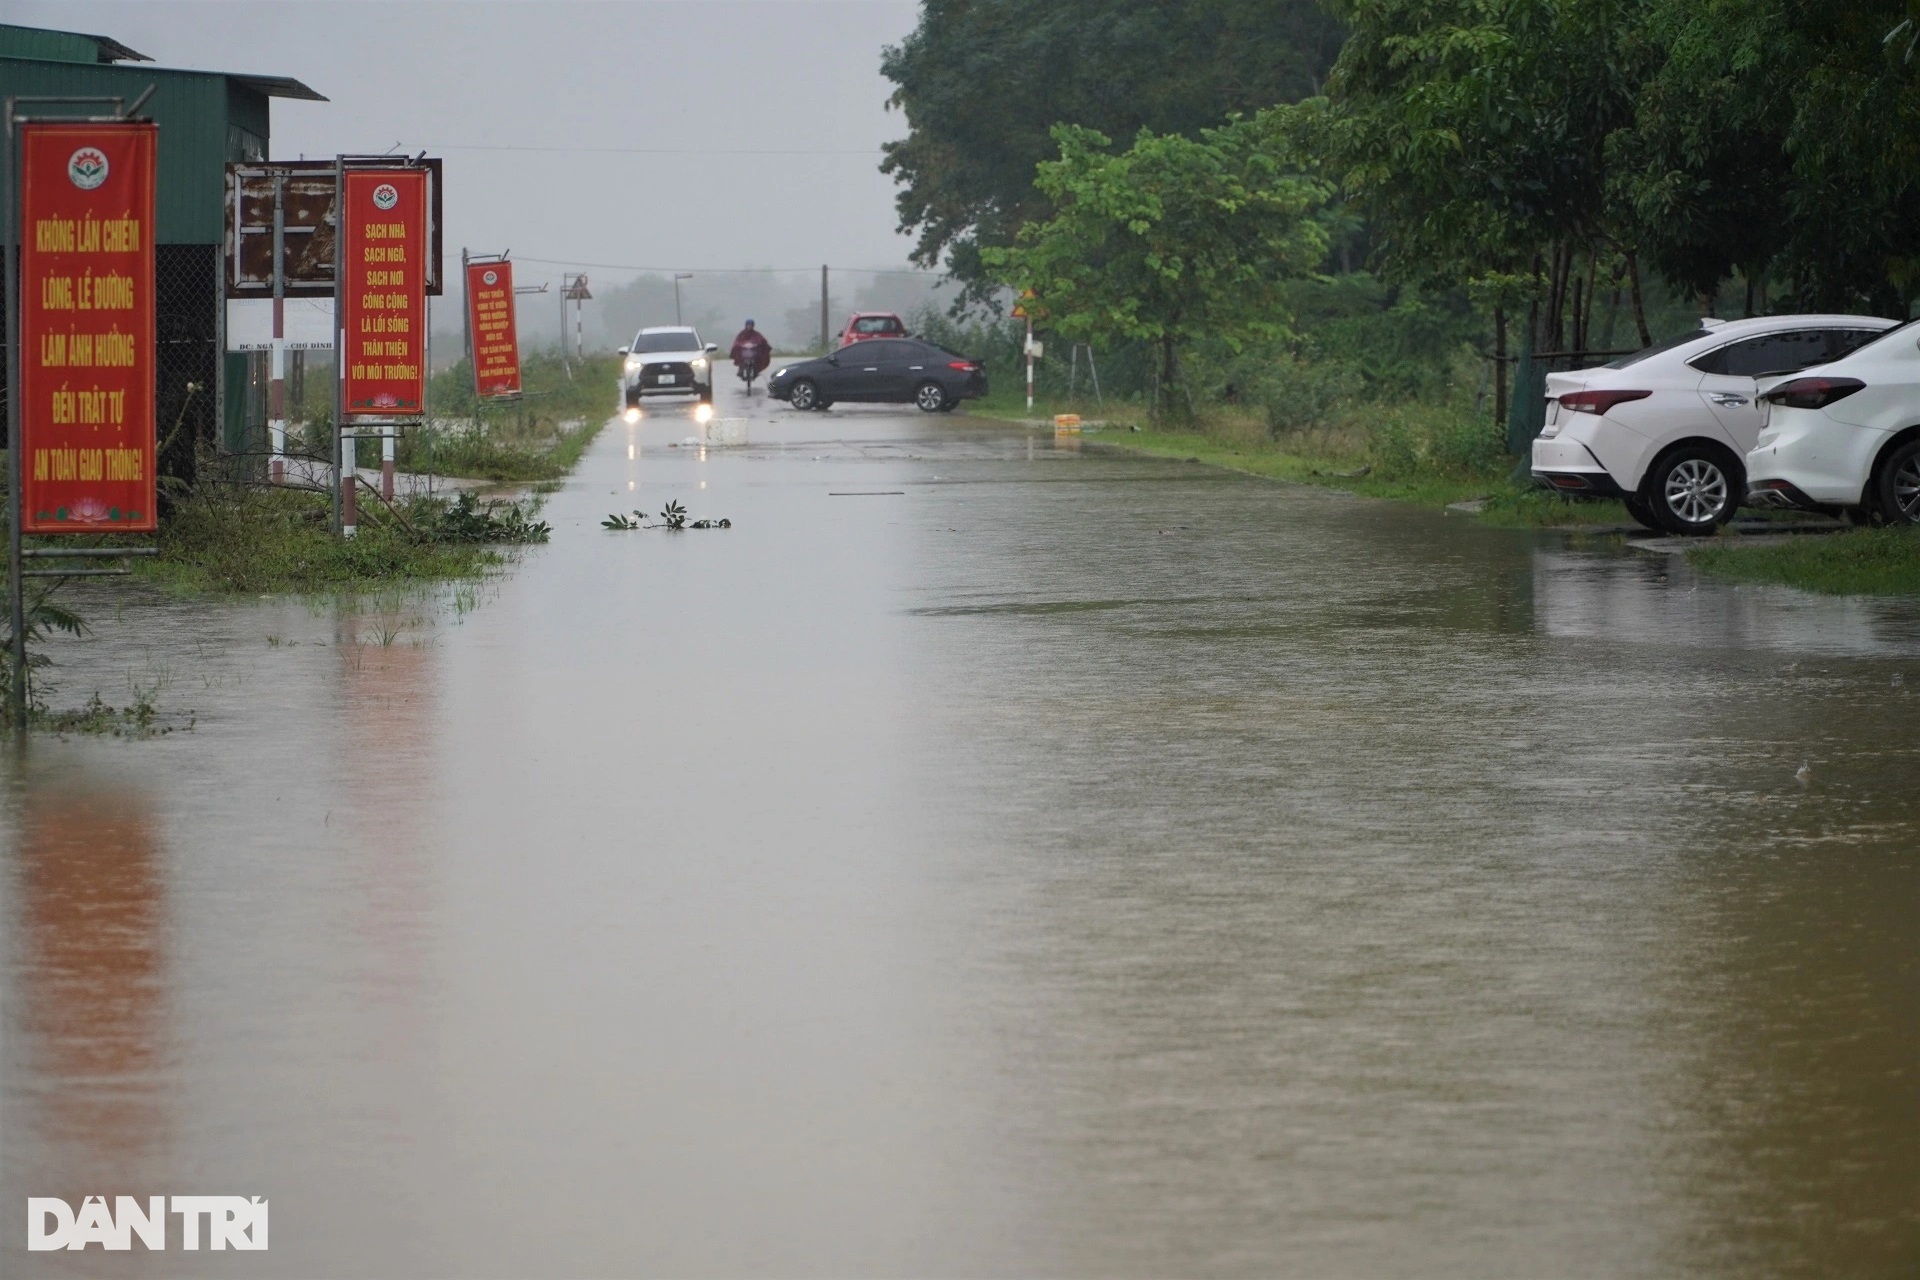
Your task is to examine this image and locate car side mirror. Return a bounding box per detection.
[705,343,719,354]
[618,346,629,356]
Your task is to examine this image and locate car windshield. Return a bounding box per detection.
[631,330,698,353]
[1603,329,1710,369]
[853,317,901,333]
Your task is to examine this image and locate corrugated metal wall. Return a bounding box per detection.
[0,27,111,65]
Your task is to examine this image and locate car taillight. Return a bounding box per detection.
[948,361,977,371]
[1761,376,1865,409]
[1558,389,1651,415]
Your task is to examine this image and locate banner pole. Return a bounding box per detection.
[331,154,344,536]
[4,101,25,730]
[269,171,286,483]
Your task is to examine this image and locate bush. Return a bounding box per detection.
[1364,402,1506,480]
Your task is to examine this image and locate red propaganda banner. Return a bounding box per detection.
[465,259,522,397]
[340,168,427,416]
[19,122,157,533]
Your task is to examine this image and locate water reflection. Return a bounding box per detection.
[1535,547,1920,656]
[8,772,171,1168]
[0,418,1912,1276]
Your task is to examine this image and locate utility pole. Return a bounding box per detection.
[674,272,692,326]
[820,264,829,352]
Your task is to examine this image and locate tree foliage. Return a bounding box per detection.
[885,0,1920,435]
[984,114,1331,394]
[1614,0,1920,315]
[880,0,1345,292]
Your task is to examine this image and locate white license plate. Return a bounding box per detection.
[654,374,678,385]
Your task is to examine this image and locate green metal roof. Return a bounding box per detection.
[0,22,151,65]
[0,55,327,243]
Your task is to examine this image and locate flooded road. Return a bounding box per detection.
[3,400,1917,1277]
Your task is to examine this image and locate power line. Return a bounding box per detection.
[510,256,941,277]
[423,143,887,157]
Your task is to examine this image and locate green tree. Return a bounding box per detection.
[984,114,1331,405]
[880,0,1346,295]
[1615,0,1920,316]
[1324,0,1653,342]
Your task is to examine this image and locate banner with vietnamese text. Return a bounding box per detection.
[465,259,522,398]
[340,168,427,416]
[20,122,157,532]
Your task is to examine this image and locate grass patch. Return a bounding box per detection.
[37,687,183,737]
[972,396,1630,529]
[1689,526,1920,595]
[297,352,618,484]
[138,486,522,595]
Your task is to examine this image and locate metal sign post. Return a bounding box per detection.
[226,157,440,532]
[269,171,286,481]
[6,90,161,731]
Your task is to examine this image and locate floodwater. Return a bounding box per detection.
[2,399,1916,1278]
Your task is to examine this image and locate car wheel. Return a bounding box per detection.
[1643,445,1741,535]
[1621,495,1663,531]
[1872,437,1920,524]
[816,399,834,411]
[788,379,819,411]
[698,383,713,405]
[914,381,948,413]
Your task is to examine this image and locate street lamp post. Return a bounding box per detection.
[674,272,693,325]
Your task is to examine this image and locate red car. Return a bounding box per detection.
[838,312,907,347]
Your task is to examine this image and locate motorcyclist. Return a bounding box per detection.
[730,320,771,378]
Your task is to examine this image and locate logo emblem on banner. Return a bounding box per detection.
[372,182,399,210]
[67,147,109,189]
[482,270,498,286]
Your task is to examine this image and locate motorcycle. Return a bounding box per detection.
[734,339,770,394]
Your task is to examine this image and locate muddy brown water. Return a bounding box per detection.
[3,402,1916,1277]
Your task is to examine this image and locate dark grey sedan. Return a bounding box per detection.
[768,339,988,412]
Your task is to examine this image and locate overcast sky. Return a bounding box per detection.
[10,0,926,297]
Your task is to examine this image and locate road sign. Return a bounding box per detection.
[19,121,157,532]
[225,298,334,351]
[465,258,522,398]
[226,159,443,297]
[339,167,427,416]
[1011,288,1040,320]
[563,273,592,301]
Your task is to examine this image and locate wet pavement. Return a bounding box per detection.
[3,395,1917,1277]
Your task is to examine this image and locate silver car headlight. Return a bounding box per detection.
[623,356,643,374]
[691,357,708,371]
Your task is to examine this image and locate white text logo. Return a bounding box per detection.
[27,1196,268,1251]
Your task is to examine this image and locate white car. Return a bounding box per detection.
[620,326,717,406]
[1749,320,1920,523]
[1530,314,1894,533]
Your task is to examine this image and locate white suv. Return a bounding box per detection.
[620,326,717,407]
[1530,314,1893,533]
[1749,319,1920,523]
